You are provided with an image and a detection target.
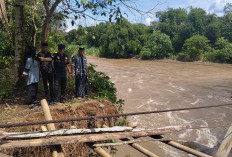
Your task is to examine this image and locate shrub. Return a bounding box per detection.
[204,38,232,63]
[139,47,152,59]
[0,56,15,69]
[87,64,117,103]
[85,47,100,56]
[182,35,210,61]
[176,53,191,62]
[140,31,173,60]
[0,69,14,99]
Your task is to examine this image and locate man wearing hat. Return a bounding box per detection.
[71,47,88,99]
[53,44,71,103]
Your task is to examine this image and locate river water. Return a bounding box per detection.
[88,56,232,157]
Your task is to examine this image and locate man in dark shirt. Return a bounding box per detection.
[53,44,71,103]
[37,43,55,105]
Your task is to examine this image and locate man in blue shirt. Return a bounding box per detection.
[53,44,71,103]
[71,47,88,99]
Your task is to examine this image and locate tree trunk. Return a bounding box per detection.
[41,0,61,43]
[0,0,13,45]
[41,18,50,43]
[15,0,25,86]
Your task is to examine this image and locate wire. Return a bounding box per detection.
[0,103,231,128]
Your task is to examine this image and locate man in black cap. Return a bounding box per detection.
[37,43,55,105]
[71,47,88,99]
[53,44,71,103]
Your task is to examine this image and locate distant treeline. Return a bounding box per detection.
[60,6,232,62]
[1,4,232,65]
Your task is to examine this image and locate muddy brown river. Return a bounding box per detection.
[88,56,232,157]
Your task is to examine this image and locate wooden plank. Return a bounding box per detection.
[215,124,232,157]
[5,126,133,139]
[0,126,184,149]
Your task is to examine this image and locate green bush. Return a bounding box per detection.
[139,31,173,60]
[176,52,191,62]
[139,47,152,59]
[85,47,100,56]
[0,56,15,69]
[0,69,14,99]
[182,35,210,61]
[204,38,232,63]
[88,64,117,103]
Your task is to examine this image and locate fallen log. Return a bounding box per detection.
[0,126,184,149]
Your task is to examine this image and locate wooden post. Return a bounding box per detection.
[41,126,59,157]
[41,99,56,130]
[215,124,232,157]
[41,99,64,157]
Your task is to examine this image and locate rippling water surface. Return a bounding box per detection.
[88,56,232,156]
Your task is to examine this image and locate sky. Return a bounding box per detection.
[66,0,232,31]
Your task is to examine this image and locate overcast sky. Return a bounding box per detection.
[66,0,232,31]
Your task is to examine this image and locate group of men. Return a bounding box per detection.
[38,43,88,105]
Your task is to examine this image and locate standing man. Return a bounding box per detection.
[37,43,55,105]
[71,47,88,99]
[53,44,71,103]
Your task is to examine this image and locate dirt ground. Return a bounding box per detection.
[0,89,119,157]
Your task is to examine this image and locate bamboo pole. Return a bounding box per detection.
[41,99,56,130]
[93,138,166,147]
[41,125,58,157]
[102,125,160,157]
[41,99,64,157]
[129,142,159,157]
[215,124,232,157]
[162,141,212,157]
[94,147,112,157]
[0,126,184,149]
[5,126,133,139]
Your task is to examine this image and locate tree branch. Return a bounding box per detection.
[43,0,49,15]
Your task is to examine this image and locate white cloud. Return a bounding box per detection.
[208,0,228,15]
[145,17,154,25]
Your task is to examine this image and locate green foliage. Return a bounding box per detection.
[139,31,173,59]
[204,37,232,63]
[181,35,210,61]
[85,47,100,56]
[176,53,191,62]
[139,46,152,60]
[0,56,15,69]
[88,64,117,103]
[0,69,14,99]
